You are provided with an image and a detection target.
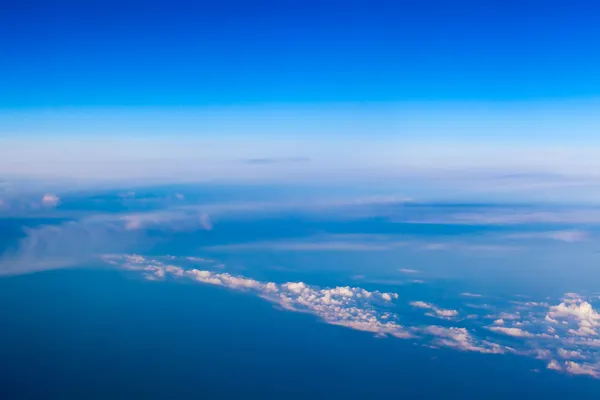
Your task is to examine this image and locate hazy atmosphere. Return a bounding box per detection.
[2,1,600,398]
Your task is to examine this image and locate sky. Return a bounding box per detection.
[2,0,600,191]
[3,3,600,394]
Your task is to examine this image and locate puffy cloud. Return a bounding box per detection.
[547,360,562,371]
[557,348,586,360]
[100,254,600,380]
[116,254,409,340]
[547,299,600,337]
[565,361,600,378]
[410,301,433,309]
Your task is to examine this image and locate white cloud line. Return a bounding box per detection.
[102,254,600,379]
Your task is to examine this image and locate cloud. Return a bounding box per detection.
[410,301,459,319]
[402,209,600,226]
[0,209,214,276]
[99,254,600,379]
[113,254,411,339]
[564,361,600,378]
[547,298,600,337]
[505,230,589,242]
[488,326,535,338]
[242,157,311,165]
[423,326,505,354]
[41,193,60,207]
[399,268,419,274]
[557,348,586,360]
[547,360,562,371]
[204,236,408,252]
[121,210,213,231]
[461,292,483,298]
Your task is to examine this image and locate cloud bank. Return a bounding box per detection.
[101,254,600,379]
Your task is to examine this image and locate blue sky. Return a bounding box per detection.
[2,0,600,197]
[4,0,600,106]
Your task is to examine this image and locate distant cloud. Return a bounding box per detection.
[423,326,504,354]
[505,230,589,243]
[402,209,600,226]
[557,348,586,360]
[547,360,562,371]
[488,326,535,338]
[122,210,213,231]
[461,292,483,298]
[0,209,213,276]
[564,361,600,378]
[204,236,408,252]
[399,268,419,274]
[111,254,411,339]
[242,157,311,165]
[410,301,459,319]
[99,254,600,379]
[41,193,60,207]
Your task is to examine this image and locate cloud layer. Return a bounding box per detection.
[102,254,600,379]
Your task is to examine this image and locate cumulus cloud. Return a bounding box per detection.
[114,254,410,339]
[564,361,600,378]
[547,298,600,337]
[98,254,600,379]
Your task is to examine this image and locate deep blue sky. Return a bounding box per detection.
[3,0,600,107]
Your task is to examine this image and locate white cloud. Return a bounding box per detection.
[557,348,586,360]
[565,361,600,378]
[488,326,535,338]
[100,255,600,380]
[116,254,410,340]
[547,299,600,337]
[410,301,433,309]
[399,268,419,274]
[547,360,562,372]
[41,193,60,207]
[424,326,505,354]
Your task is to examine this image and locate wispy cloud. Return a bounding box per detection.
[410,301,459,319]
[242,157,311,165]
[505,230,589,242]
